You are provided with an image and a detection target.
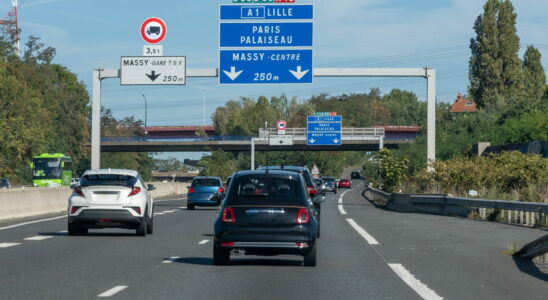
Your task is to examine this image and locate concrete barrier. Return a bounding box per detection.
[0,182,189,222]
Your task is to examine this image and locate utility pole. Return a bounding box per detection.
[142,94,148,135]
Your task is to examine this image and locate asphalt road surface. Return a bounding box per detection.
[0,180,546,299]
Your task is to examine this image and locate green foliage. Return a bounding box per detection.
[154,157,187,172]
[522,45,546,99]
[373,148,409,192]
[198,150,237,179]
[492,110,548,144]
[413,151,548,197]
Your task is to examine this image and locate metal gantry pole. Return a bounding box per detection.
[426,68,436,171]
[91,70,102,169]
[251,138,255,170]
[142,94,148,135]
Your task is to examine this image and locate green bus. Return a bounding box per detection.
[30,153,73,187]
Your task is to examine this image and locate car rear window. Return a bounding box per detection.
[192,178,220,187]
[227,175,305,206]
[80,174,137,187]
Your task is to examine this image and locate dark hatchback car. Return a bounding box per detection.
[213,170,318,266]
[321,177,337,193]
[187,177,225,210]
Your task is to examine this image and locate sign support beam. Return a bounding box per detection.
[90,67,436,170]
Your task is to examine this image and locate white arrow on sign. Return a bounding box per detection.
[333,138,340,143]
[223,66,243,81]
[309,138,316,144]
[289,66,310,80]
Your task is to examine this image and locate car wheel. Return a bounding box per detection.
[146,213,154,235]
[68,222,79,236]
[79,227,88,235]
[136,218,147,237]
[213,243,230,266]
[187,204,195,210]
[303,245,317,267]
[317,223,321,238]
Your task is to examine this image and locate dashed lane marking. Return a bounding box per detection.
[24,235,53,241]
[338,197,343,204]
[179,206,187,209]
[153,213,165,216]
[0,215,66,231]
[0,243,21,248]
[338,205,347,215]
[162,256,180,264]
[346,218,379,245]
[198,239,210,245]
[389,264,443,300]
[98,286,128,297]
[154,197,187,203]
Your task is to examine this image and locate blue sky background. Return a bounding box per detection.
[2,0,547,160]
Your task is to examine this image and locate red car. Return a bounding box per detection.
[338,179,351,188]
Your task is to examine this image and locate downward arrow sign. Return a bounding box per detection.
[333,138,340,144]
[146,71,161,81]
[309,138,316,144]
[289,66,310,80]
[223,66,243,81]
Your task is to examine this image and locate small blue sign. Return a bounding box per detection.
[307,116,342,123]
[220,22,313,48]
[220,49,312,84]
[307,132,342,146]
[220,5,313,20]
[307,122,342,132]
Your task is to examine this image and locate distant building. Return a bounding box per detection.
[450,94,477,113]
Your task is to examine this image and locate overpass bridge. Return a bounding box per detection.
[97,127,420,152]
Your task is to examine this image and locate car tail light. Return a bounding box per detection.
[296,242,309,248]
[221,242,234,247]
[297,208,309,224]
[307,186,317,196]
[70,206,81,214]
[188,187,195,193]
[129,206,141,215]
[74,186,84,197]
[222,207,235,223]
[128,186,141,197]
[217,187,224,193]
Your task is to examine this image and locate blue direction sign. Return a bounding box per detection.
[220,49,312,84]
[220,22,313,48]
[220,5,313,20]
[307,115,342,146]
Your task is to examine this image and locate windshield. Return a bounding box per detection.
[80,174,137,187]
[33,158,61,179]
[227,175,305,206]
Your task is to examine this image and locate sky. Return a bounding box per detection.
[3,0,547,160]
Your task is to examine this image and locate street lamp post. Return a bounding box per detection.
[202,89,206,126]
[141,94,148,135]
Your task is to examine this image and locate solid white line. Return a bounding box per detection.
[162,256,180,264]
[24,235,53,241]
[346,218,379,245]
[338,205,347,215]
[389,264,443,300]
[198,239,209,245]
[0,215,66,231]
[98,285,128,297]
[0,243,21,248]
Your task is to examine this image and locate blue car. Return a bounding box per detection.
[187,176,225,210]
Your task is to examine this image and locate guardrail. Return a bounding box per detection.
[363,186,548,260]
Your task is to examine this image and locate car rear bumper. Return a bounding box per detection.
[69,209,144,229]
[187,199,220,206]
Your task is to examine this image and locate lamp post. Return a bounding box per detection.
[141,94,148,135]
[202,89,206,126]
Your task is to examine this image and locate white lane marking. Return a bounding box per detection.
[338,205,347,215]
[198,239,210,245]
[179,206,187,210]
[0,215,66,231]
[162,256,180,264]
[154,197,187,203]
[0,243,21,248]
[346,218,379,245]
[24,235,53,241]
[98,285,128,297]
[154,213,165,216]
[338,197,343,204]
[164,209,176,213]
[58,230,68,233]
[389,264,443,300]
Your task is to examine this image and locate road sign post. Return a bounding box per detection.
[307,115,342,146]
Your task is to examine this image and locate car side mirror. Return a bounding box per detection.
[147,184,156,191]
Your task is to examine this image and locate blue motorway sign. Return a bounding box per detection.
[220,5,313,20]
[220,22,313,48]
[220,49,312,84]
[307,115,342,146]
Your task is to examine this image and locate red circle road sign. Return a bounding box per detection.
[276,120,287,130]
[140,17,167,44]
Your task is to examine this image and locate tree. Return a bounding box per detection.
[522,45,546,99]
[373,148,409,192]
[469,0,523,107]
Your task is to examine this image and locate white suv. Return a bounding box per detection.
[68,169,155,236]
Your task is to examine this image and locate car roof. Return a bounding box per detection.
[192,176,222,180]
[234,169,302,177]
[257,166,309,171]
[83,169,139,177]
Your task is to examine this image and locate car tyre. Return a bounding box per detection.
[303,245,317,267]
[79,227,88,235]
[146,213,154,235]
[136,218,147,236]
[68,222,79,236]
[187,204,195,210]
[213,243,230,265]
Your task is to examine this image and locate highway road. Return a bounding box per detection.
[0,180,546,299]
